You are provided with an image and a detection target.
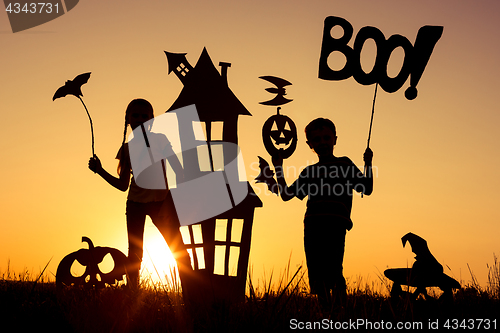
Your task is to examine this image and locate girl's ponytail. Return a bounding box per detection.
[117,99,154,175]
[117,113,129,175]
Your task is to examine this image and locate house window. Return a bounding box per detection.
[213,218,243,277]
[214,245,226,275]
[196,145,212,172]
[186,249,195,269]
[193,121,207,141]
[231,219,244,243]
[228,246,240,277]
[193,121,225,172]
[180,219,243,276]
[211,144,224,171]
[211,121,224,141]
[195,247,205,269]
[180,225,206,270]
[215,218,243,244]
[215,219,227,242]
[176,63,190,77]
[180,226,191,244]
[185,248,206,270]
[192,224,203,244]
[213,245,239,277]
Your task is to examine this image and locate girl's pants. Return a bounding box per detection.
[126,193,192,287]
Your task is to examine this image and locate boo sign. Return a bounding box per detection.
[319,16,443,100]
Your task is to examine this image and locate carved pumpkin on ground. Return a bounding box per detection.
[56,236,128,289]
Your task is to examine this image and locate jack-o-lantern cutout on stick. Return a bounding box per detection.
[262,108,297,160]
[255,76,297,195]
[56,236,128,289]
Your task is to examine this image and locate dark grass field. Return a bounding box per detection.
[1,258,498,333]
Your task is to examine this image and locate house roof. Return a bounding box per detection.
[166,48,251,121]
[164,51,189,75]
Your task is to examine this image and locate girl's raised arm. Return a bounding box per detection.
[89,155,131,192]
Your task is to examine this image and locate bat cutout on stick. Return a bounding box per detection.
[255,156,278,195]
[259,76,293,106]
[256,75,297,196]
[53,72,95,156]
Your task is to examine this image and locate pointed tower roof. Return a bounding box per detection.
[164,51,194,84]
[164,51,189,74]
[167,48,251,121]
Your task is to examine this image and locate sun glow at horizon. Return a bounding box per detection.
[140,220,180,287]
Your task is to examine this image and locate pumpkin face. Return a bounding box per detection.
[262,114,297,159]
[56,237,128,289]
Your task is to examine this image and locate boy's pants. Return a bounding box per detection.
[303,216,347,295]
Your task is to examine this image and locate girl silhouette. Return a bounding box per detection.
[88,98,191,288]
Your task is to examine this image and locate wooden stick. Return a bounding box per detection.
[78,96,94,156]
[367,82,378,149]
[362,83,378,198]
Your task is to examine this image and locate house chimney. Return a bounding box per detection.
[219,62,231,85]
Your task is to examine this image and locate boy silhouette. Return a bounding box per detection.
[272,118,373,309]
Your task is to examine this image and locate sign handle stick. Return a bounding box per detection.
[367,82,378,150]
[362,83,378,198]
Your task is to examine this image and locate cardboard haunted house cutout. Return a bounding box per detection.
[164,48,262,303]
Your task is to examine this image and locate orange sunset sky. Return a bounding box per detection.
[1,0,499,289]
